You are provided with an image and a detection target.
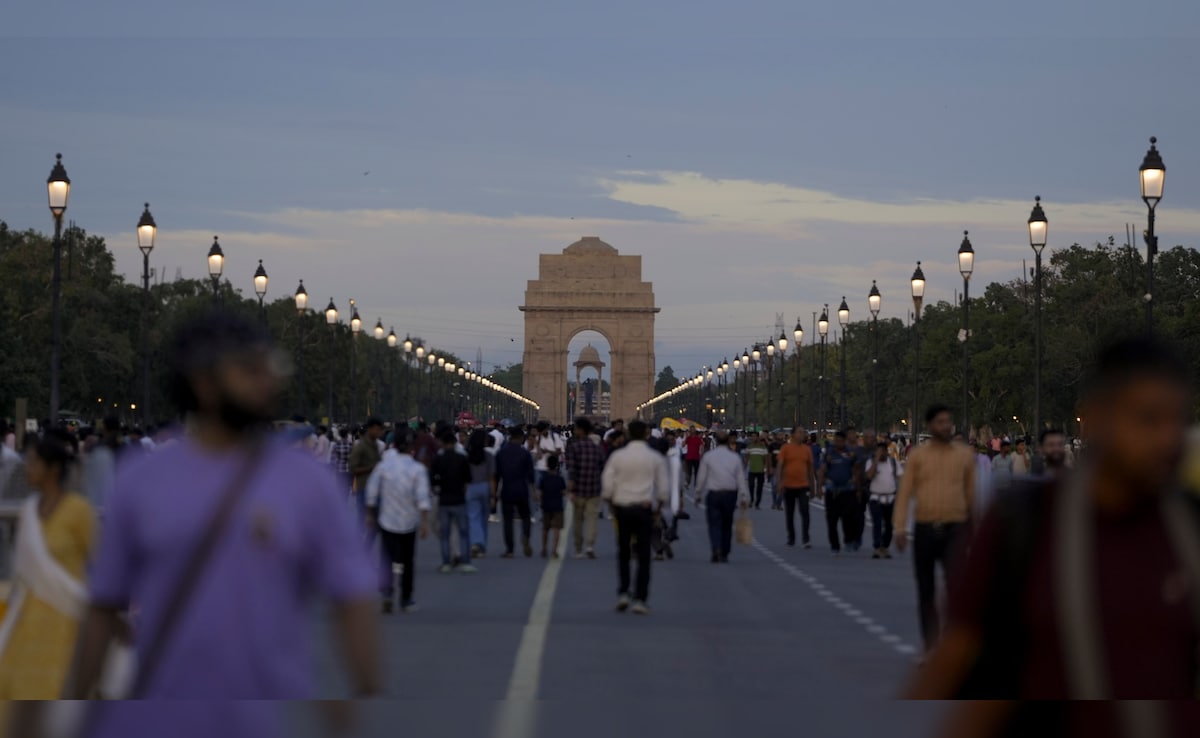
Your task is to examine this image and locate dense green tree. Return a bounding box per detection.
[655,365,679,395]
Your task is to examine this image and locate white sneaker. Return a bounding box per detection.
[458,564,478,574]
[616,594,631,612]
[630,601,650,615]
[438,564,454,574]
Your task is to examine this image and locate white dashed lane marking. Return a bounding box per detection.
[750,538,921,661]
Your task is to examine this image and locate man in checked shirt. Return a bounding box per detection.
[566,417,606,559]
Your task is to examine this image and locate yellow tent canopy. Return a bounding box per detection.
[660,417,706,431]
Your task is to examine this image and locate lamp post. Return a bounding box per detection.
[777,332,788,430]
[911,262,926,446]
[373,319,384,416]
[868,281,881,434]
[793,321,804,427]
[207,236,224,305]
[349,301,361,421]
[136,203,157,427]
[47,154,71,423]
[1139,137,1166,335]
[402,335,413,424]
[325,299,338,424]
[732,355,742,426]
[253,260,269,325]
[427,352,437,421]
[387,328,398,419]
[741,349,751,428]
[721,358,730,423]
[294,281,308,418]
[707,366,715,426]
[958,232,975,438]
[837,297,850,428]
[751,344,762,430]
[818,307,829,433]
[765,343,775,430]
[1028,197,1048,444]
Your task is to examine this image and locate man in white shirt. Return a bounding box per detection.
[534,421,564,483]
[365,429,432,614]
[601,420,669,615]
[695,431,750,563]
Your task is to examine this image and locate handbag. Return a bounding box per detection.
[734,512,754,545]
[100,443,265,699]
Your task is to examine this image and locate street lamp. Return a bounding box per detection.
[838,297,849,428]
[387,328,398,420]
[47,154,71,423]
[253,260,269,324]
[294,281,308,418]
[868,281,881,433]
[207,236,224,304]
[1139,137,1166,335]
[402,335,414,423]
[374,319,385,341]
[136,203,157,426]
[958,231,975,438]
[777,332,788,430]
[792,321,804,427]
[325,298,338,423]
[911,262,926,445]
[817,306,829,432]
[349,301,362,421]
[1028,197,1048,444]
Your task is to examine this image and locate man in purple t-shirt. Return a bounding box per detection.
[68,312,380,737]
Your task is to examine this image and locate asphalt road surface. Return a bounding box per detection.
[292,495,948,738]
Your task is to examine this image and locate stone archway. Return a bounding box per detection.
[521,237,658,424]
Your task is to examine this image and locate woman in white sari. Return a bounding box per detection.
[0,429,95,699]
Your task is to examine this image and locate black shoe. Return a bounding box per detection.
[382,599,394,614]
[787,539,795,547]
[711,553,719,563]
[718,555,729,563]
[676,510,691,520]
[803,542,812,549]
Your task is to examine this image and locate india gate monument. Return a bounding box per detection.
[521,237,659,424]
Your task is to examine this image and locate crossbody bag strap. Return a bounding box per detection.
[1162,490,1200,695]
[130,442,265,698]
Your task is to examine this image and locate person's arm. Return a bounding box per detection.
[736,456,750,508]
[332,597,382,697]
[65,605,121,698]
[364,466,384,526]
[349,445,372,477]
[601,454,617,504]
[654,457,670,512]
[775,449,786,488]
[866,458,878,480]
[695,456,709,501]
[963,452,977,521]
[893,451,916,550]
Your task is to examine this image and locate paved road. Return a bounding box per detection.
[294,495,947,738]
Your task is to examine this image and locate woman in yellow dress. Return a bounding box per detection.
[0,428,96,699]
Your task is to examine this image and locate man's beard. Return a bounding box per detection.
[217,394,275,431]
[1045,453,1067,469]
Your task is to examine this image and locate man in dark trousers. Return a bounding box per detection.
[817,430,860,556]
[494,427,535,558]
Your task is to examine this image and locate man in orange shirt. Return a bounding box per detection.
[776,425,817,547]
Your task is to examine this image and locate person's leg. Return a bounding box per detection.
[799,490,811,545]
[502,499,516,554]
[585,496,600,552]
[573,497,585,554]
[466,483,486,553]
[705,492,722,558]
[912,524,940,651]
[719,492,736,557]
[615,507,633,596]
[880,502,895,550]
[633,508,654,602]
[825,490,841,551]
[438,506,454,565]
[518,498,533,554]
[938,522,965,593]
[869,499,884,551]
[399,531,417,604]
[541,520,549,556]
[453,506,471,564]
[839,491,857,548]
[379,531,401,602]
[784,488,797,544]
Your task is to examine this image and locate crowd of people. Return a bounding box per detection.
[0,310,1197,738]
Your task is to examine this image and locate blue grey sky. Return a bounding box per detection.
[3,1,1200,388]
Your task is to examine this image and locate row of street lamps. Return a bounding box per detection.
[637,135,1167,442]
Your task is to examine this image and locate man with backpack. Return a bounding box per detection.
[909,338,1200,738]
[864,441,900,559]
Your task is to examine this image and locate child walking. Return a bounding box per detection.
[536,455,566,558]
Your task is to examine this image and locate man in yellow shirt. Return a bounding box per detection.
[894,403,975,652]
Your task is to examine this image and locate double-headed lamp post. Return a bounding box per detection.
[837,297,850,429]
[47,154,71,423]
[294,281,308,418]
[793,321,804,427]
[911,262,926,446]
[958,231,975,438]
[818,307,829,432]
[136,203,157,427]
[325,299,338,424]
[254,260,269,324]
[207,236,224,305]
[1139,137,1166,336]
[1028,197,1048,445]
[868,281,881,433]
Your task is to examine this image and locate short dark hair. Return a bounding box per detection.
[166,310,273,414]
[1086,337,1190,399]
[547,455,560,471]
[438,429,456,445]
[834,430,847,439]
[627,420,648,441]
[1038,428,1064,445]
[574,417,593,435]
[365,417,384,429]
[509,428,526,442]
[536,421,550,432]
[392,427,412,452]
[925,404,953,424]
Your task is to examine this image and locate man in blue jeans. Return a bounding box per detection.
[818,430,860,556]
[695,431,750,563]
[430,429,476,573]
